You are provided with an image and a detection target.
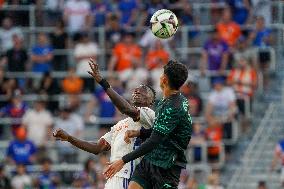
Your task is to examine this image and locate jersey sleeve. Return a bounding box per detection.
[138,107,155,129]
[100,127,114,145]
[153,107,180,136]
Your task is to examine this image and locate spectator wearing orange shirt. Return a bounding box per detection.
[62,68,84,94]
[217,8,241,47]
[145,40,169,70]
[227,57,257,132]
[108,31,142,73]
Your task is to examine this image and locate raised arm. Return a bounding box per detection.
[53,128,110,155]
[88,59,140,120]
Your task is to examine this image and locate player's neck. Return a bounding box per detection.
[163,87,179,98]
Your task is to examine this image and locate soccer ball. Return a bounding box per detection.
[150,9,179,39]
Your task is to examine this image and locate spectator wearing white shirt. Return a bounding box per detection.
[22,100,53,161]
[22,100,53,146]
[74,33,98,76]
[55,107,84,163]
[206,77,237,153]
[11,164,32,189]
[63,0,92,34]
[0,17,23,52]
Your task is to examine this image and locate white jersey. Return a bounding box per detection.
[101,107,155,179]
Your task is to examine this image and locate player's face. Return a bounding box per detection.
[132,86,152,107]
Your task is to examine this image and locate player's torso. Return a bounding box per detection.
[110,117,143,178]
[146,93,192,168]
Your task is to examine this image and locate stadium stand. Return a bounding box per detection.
[0,0,283,188]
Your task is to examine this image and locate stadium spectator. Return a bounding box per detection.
[74,33,98,76]
[248,16,273,48]
[205,171,224,189]
[63,0,92,34]
[11,164,32,189]
[38,72,60,95]
[271,139,284,187]
[206,77,237,152]
[139,29,171,50]
[73,158,98,188]
[181,80,203,117]
[38,72,60,112]
[22,100,53,160]
[1,35,28,72]
[62,68,84,94]
[248,16,272,88]
[233,36,257,68]
[0,17,23,52]
[6,0,35,26]
[31,33,54,73]
[145,40,169,70]
[0,164,11,189]
[55,107,84,163]
[257,181,268,189]
[34,158,61,188]
[217,8,241,47]
[190,123,206,162]
[45,0,65,26]
[108,31,142,74]
[118,0,138,27]
[0,90,28,135]
[227,0,251,25]
[201,28,229,82]
[205,124,223,162]
[50,19,69,71]
[91,0,112,27]
[85,75,124,131]
[6,127,37,165]
[251,0,271,25]
[105,14,124,49]
[227,57,257,132]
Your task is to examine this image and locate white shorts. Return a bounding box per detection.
[105,176,130,189]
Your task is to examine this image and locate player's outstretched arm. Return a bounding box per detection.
[88,59,140,120]
[53,128,110,155]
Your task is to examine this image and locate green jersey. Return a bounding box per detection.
[144,92,192,168]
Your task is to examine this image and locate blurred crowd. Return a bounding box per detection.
[0,0,278,188]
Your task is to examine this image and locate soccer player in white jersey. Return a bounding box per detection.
[53,80,156,188]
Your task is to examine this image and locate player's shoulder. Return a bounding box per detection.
[167,93,188,109]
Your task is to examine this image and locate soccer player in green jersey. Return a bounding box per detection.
[88,59,192,189]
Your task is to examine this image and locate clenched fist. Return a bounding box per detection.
[53,128,70,141]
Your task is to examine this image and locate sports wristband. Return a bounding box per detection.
[99,79,111,91]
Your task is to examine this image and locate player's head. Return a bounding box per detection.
[132,84,156,107]
[160,60,188,91]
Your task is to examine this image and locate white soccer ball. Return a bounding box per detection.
[150,9,179,39]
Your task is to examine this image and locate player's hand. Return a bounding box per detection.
[53,128,69,141]
[124,130,140,144]
[88,58,103,83]
[103,159,125,179]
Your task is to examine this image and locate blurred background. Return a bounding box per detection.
[0,0,283,188]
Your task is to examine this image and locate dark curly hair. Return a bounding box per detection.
[163,60,188,90]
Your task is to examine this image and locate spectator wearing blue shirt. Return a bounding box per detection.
[6,127,37,165]
[228,0,251,25]
[118,0,138,26]
[249,16,272,47]
[35,158,60,189]
[31,33,53,73]
[91,0,112,27]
